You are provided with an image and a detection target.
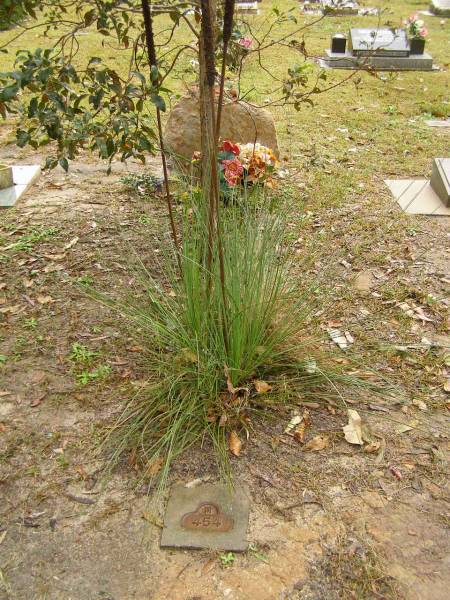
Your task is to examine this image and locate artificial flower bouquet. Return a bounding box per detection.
[217,140,279,195]
[407,14,428,39]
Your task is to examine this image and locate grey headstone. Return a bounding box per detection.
[430,1,450,17]
[160,483,250,552]
[349,28,410,57]
[430,158,450,206]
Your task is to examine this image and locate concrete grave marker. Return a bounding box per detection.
[425,119,450,128]
[322,0,359,15]
[236,1,259,14]
[430,1,450,17]
[430,158,450,205]
[0,165,41,208]
[321,27,434,71]
[0,165,13,190]
[385,158,450,216]
[301,1,377,16]
[161,483,249,552]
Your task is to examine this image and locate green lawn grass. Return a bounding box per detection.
[0,1,448,178]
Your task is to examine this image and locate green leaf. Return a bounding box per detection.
[0,83,19,101]
[44,157,58,170]
[59,157,69,172]
[84,9,96,27]
[151,94,166,112]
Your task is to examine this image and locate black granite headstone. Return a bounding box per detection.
[331,34,347,54]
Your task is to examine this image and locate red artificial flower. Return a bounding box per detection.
[220,140,240,156]
[222,158,244,186]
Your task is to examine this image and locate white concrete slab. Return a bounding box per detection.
[425,119,450,128]
[0,165,41,208]
[385,179,450,216]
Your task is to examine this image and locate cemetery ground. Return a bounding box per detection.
[0,1,449,599]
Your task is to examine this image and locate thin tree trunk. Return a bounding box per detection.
[141,0,182,275]
[199,0,217,191]
[200,0,229,353]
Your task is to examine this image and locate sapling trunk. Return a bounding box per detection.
[216,0,235,143]
[200,0,229,352]
[141,0,182,275]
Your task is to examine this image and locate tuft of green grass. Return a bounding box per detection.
[69,342,98,364]
[77,275,94,287]
[77,364,111,385]
[0,227,57,254]
[92,188,389,491]
[23,317,38,329]
[219,552,236,568]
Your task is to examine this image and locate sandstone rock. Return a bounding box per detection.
[164,90,279,166]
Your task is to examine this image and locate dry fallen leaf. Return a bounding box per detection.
[254,380,272,395]
[128,345,144,353]
[293,409,311,443]
[146,457,164,477]
[42,253,66,261]
[30,393,46,408]
[284,414,302,434]
[443,380,450,393]
[224,365,248,397]
[229,430,242,456]
[364,441,380,454]
[64,237,79,250]
[390,465,403,480]
[37,295,54,305]
[201,557,216,575]
[397,419,418,434]
[343,409,371,446]
[397,301,433,323]
[412,398,427,411]
[304,435,329,451]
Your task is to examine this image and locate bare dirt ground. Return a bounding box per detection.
[0,134,449,600]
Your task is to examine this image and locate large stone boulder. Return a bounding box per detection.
[164,91,279,165]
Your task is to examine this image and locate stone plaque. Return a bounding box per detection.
[160,483,249,552]
[349,28,410,57]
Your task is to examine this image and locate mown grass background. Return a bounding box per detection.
[0,1,448,183]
